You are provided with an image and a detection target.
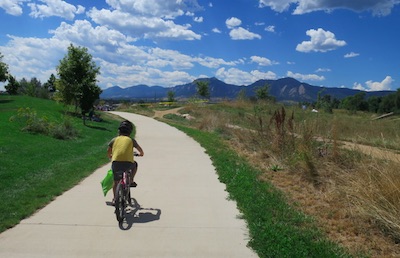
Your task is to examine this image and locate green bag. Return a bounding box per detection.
[101,169,113,196]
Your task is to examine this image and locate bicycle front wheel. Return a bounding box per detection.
[115,183,125,222]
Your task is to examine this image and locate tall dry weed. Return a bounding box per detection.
[341,156,400,240]
[197,109,228,133]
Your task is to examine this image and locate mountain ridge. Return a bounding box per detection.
[100,77,394,102]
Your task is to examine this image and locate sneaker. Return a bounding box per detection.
[130,182,137,187]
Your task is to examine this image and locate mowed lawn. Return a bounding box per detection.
[0,95,119,232]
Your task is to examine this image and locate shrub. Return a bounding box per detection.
[10,107,79,140]
[50,118,79,140]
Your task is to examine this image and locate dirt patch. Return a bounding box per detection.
[152,107,184,119]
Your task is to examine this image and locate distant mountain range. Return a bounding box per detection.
[100,77,394,103]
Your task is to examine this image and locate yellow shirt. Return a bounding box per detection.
[110,136,134,162]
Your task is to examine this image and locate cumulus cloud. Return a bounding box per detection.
[225,17,261,40]
[216,67,276,85]
[212,28,221,33]
[344,52,360,58]
[353,76,394,91]
[105,0,202,19]
[258,0,399,16]
[250,56,278,66]
[0,17,240,89]
[226,17,242,29]
[229,27,261,40]
[287,71,325,81]
[195,56,238,68]
[0,0,27,16]
[265,25,275,32]
[0,35,69,83]
[315,68,331,72]
[258,0,293,12]
[296,28,346,53]
[28,0,85,20]
[86,0,203,40]
[88,8,201,40]
[194,16,203,22]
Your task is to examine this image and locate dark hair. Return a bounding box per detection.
[118,120,133,135]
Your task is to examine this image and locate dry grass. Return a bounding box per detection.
[161,101,400,256]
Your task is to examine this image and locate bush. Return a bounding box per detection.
[50,118,79,140]
[10,107,79,140]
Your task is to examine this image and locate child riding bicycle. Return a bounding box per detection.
[107,120,144,204]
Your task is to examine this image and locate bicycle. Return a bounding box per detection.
[114,167,133,222]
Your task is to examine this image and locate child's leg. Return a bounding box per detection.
[131,162,138,184]
[112,180,117,201]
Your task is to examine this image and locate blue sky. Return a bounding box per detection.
[0,0,399,92]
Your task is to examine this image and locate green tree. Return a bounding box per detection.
[167,90,175,102]
[394,89,400,112]
[340,92,367,113]
[315,94,339,113]
[196,80,210,99]
[367,96,382,113]
[57,44,101,123]
[25,77,42,97]
[17,78,29,95]
[43,74,57,92]
[0,53,9,83]
[255,83,274,102]
[379,93,396,113]
[5,75,19,95]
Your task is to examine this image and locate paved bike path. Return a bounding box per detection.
[0,112,257,258]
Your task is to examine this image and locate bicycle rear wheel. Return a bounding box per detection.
[115,182,125,222]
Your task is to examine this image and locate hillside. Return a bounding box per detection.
[100,77,394,102]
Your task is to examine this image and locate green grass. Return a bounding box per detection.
[173,124,355,258]
[0,95,120,232]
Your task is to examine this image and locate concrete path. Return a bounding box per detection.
[0,112,257,258]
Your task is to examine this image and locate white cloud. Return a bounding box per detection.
[226,17,242,29]
[344,52,360,58]
[194,16,203,22]
[296,28,346,53]
[0,0,27,16]
[105,0,201,19]
[229,27,261,40]
[352,82,366,91]
[250,56,278,66]
[265,25,275,32]
[0,18,240,89]
[258,0,399,16]
[225,17,261,40]
[0,35,69,83]
[212,28,221,33]
[258,0,293,12]
[315,68,331,72]
[216,67,276,85]
[28,0,85,20]
[287,71,325,81]
[195,56,237,68]
[98,60,196,88]
[88,8,201,40]
[354,76,394,91]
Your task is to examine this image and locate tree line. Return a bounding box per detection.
[312,90,400,114]
[0,44,102,122]
[2,46,400,115]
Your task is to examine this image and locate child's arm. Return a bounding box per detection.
[107,146,112,159]
[133,139,144,156]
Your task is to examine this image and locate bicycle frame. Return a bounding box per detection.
[115,169,132,222]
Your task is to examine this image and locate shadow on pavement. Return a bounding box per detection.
[119,198,161,230]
